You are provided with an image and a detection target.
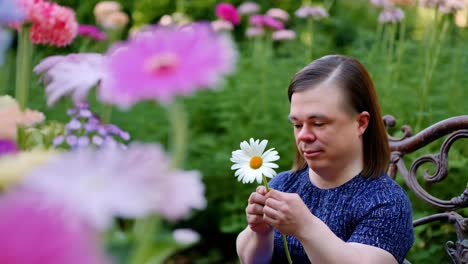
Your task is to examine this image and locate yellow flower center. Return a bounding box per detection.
[145,52,179,75]
[250,156,263,169]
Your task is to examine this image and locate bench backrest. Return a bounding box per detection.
[384,115,468,264]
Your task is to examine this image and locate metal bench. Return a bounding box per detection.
[384,115,468,264]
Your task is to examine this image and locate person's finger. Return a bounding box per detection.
[246,203,264,215]
[265,189,283,199]
[256,185,267,195]
[263,213,279,226]
[265,197,282,210]
[247,214,264,225]
[263,204,279,220]
[248,192,266,205]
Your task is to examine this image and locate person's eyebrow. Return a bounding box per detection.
[288,114,328,122]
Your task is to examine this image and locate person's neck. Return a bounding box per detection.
[308,159,363,189]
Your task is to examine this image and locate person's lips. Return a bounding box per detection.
[302,149,322,158]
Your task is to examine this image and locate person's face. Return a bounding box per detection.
[289,83,369,173]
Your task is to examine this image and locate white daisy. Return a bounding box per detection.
[230,138,280,184]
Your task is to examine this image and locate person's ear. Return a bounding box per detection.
[356,111,370,136]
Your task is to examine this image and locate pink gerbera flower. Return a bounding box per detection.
[99,23,237,108]
[17,0,78,46]
[0,191,109,264]
[215,3,240,25]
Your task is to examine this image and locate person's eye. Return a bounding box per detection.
[314,122,325,127]
[293,124,303,129]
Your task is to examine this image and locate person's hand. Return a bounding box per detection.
[246,186,273,235]
[263,189,314,237]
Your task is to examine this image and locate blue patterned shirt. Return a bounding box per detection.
[269,167,414,264]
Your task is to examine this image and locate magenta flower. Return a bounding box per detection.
[99,23,237,108]
[0,139,18,157]
[78,24,107,41]
[262,15,285,30]
[215,3,240,25]
[249,15,284,30]
[0,191,109,264]
[249,14,265,27]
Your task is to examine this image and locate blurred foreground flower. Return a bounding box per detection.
[0,0,24,23]
[0,150,56,189]
[211,19,234,32]
[22,143,206,230]
[0,139,18,157]
[34,53,105,106]
[99,23,237,108]
[0,95,45,140]
[0,191,109,264]
[231,138,279,184]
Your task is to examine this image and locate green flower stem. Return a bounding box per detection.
[101,103,113,124]
[262,174,293,264]
[0,51,14,95]
[306,17,314,61]
[367,22,383,63]
[392,19,406,91]
[129,217,161,264]
[129,100,188,264]
[176,0,185,13]
[15,26,33,110]
[168,99,188,168]
[417,13,448,129]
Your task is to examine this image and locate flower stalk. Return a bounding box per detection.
[15,26,33,110]
[129,99,188,264]
[262,174,293,264]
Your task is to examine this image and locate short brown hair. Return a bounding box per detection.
[288,55,389,178]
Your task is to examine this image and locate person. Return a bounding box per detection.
[236,55,414,264]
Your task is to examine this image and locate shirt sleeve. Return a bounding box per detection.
[347,188,414,264]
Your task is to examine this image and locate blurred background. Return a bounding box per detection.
[1,0,467,263]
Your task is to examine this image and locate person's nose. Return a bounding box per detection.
[297,124,317,143]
